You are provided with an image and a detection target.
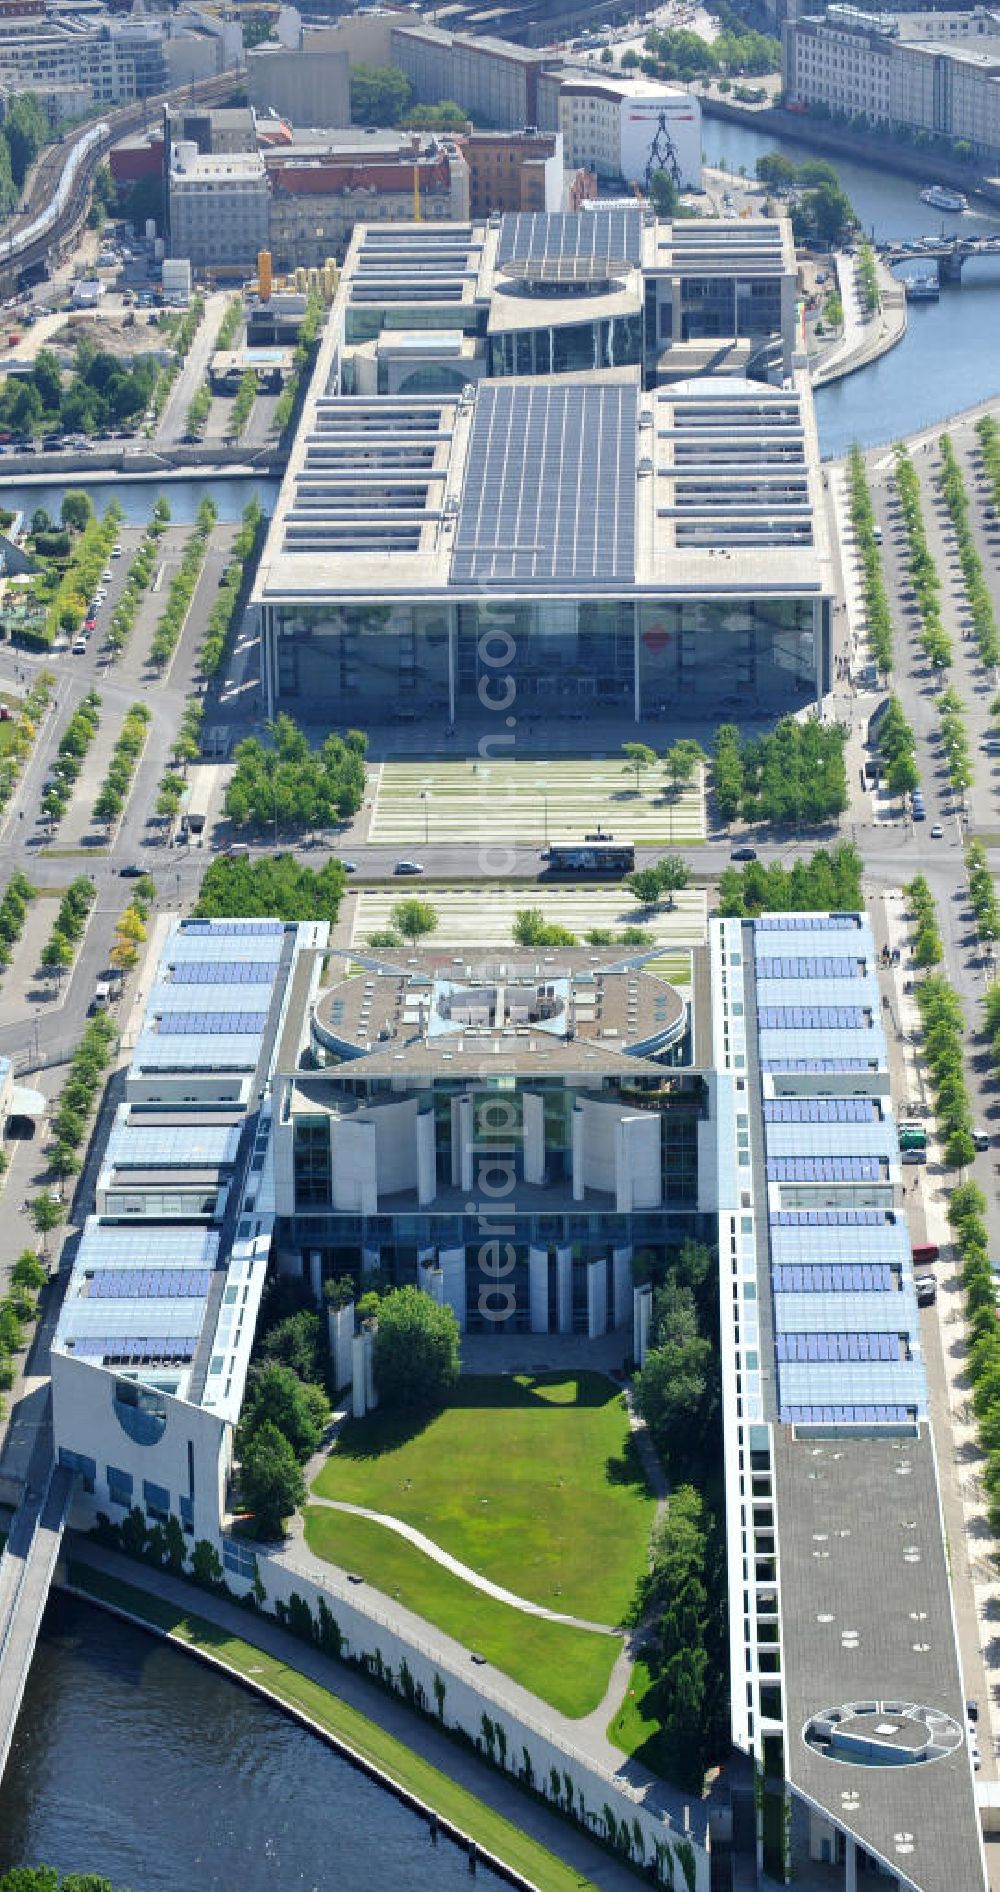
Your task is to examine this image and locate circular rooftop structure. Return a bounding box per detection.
[803,1700,964,1769]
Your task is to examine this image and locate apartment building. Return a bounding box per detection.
[558,74,703,187]
[168,146,270,271]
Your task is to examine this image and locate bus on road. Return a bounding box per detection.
[542,842,635,876]
[181,767,215,840]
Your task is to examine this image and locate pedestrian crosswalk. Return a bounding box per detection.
[351,887,706,955]
[368,758,705,848]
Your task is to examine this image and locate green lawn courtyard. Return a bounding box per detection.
[311,1372,655,1628]
[302,1508,620,1718]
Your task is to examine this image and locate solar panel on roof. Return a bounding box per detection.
[761,1059,877,1073]
[758,1007,868,1030]
[496,208,642,270]
[774,1332,902,1362]
[763,1099,877,1123]
[755,915,859,931]
[169,961,278,985]
[771,1210,888,1225]
[779,1404,913,1425]
[450,383,636,587]
[181,921,283,937]
[767,1156,883,1181]
[772,1263,897,1292]
[756,958,861,980]
[69,1335,199,1362]
[89,1269,212,1300]
[156,1011,267,1035]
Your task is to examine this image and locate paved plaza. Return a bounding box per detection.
[350,885,705,957]
[366,758,705,849]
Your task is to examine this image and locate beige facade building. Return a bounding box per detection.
[784,5,1000,154]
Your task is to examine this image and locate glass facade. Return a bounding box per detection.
[680,276,783,343]
[489,312,643,378]
[293,1116,332,1210]
[268,594,825,722]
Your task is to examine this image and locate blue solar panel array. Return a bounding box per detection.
[89,1269,212,1300]
[780,1404,914,1425]
[156,1011,268,1036]
[181,921,284,937]
[776,1331,902,1363]
[758,1007,868,1030]
[764,1100,877,1123]
[70,1334,200,1361]
[761,1058,877,1073]
[767,1156,883,1182]
[773,1263,898,1293]
[170,961,277,985]
[772,1210,889,1225]
[755,915,859,931]
[496,207,642,270]
[756,958,863,980]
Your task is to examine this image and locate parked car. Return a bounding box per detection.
[912,1243,940,1266]
[71,637,87,654]
[915,1276,937,1307]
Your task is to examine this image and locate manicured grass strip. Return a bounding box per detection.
[607,1658,672,1781]
[312,1372,653,1626]
[67,1560,599,1892]
[303,1508,620,1721]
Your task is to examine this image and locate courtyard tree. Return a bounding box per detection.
[240,1361,323,1463]
[621,742,657,793]
[30,1190,65,1252]
[239,1418,306,1539]
[373,1285,460,1411]
[60,490,94,533]
[391,899,438,945]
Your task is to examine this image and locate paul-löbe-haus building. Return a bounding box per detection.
[252,210,831,732]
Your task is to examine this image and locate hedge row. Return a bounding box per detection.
[936,685,972,797]
[949,1183,1000,1539]
[894,445,952,672]
[230,368,257,440]
[966,839,1000,946]
[41,689,101,830]
[912,958,978,1170]
[108,497,171,658]
[47,1009,118,1184]
[40,874,96,982]
[93,701,151,828]
[847,444,892,673]
[149,498,217,670]
[904,874,942,969]
[0,670,53,817]
[199,497,263,679]
[44,502,122,645]
[938,433,1000,668]
[146,296,205,431]
[975,414,1000,518]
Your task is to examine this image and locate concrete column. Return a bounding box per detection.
[587,1256,608,1339]
[327,1301,355,1393]
[844,1835,857,1892]
[458,1095,474,1196]
[556,1244,573,1334]
[361,1246,380,1275]
[351,1333,367,1419]
[416,1109,437,1206]
[308,1250,323,1308]
[528,1245,549,1333]
[363,1326,377,1410]
[450,1095,463,1187]
[633,607,641,724]
[571,1105,586,1202]
[814,595,824,711]
[448,610,456,724]
[612,1245,632,1330]
[633,1283,652,1368]
[523,1091,545,1186]
[421,1263,444,1305]
[616,1114,662,1212]
[439,1246,467,1333]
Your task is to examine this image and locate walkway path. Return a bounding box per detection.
[304,1495,620,1636]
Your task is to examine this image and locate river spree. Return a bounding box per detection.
[0,1593,503,1892]
[701,114,1000,456]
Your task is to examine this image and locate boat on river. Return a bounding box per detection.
[904,272,940,300]
[919,184,968,212]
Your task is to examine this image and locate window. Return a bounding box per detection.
[179,1495,194,1534]
[107,1464,133,1507]
[143,1479,170,1522]
[223,1538,259,1579]
[59,1447,96,1492]
[293,1115,332,1208]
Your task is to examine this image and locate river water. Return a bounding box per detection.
[701,114,1000,457]
[0,1592,502,1892]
